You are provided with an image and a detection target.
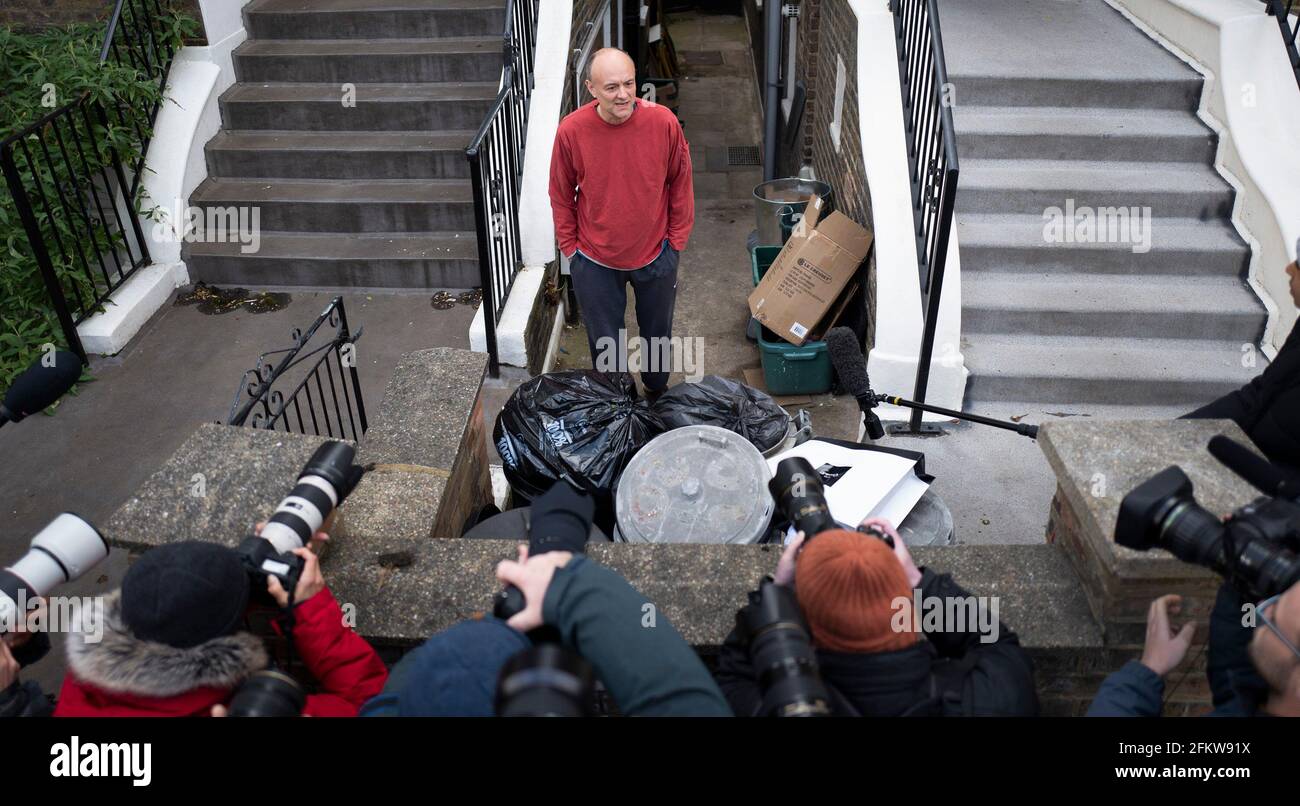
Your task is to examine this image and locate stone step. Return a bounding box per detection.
[218,81,498,131]
[190,177,475,232]
[205,129,476,179]
[184,230,480,288]
[963,334,1262,406]
[955,213,1248,277]
[962,272,1265,341]
[948,74,1201,110]
[957,158,1235,219]
[232,37,502,83]
[244,0,505,40]
[953,105,1216,163]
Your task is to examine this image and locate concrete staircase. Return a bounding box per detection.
[185,0,505,288]
[939,0,1266,413]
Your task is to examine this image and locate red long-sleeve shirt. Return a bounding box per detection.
[549,98,694,270]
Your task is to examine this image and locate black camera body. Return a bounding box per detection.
[1116,443,1300,600]
[238,441,363,604]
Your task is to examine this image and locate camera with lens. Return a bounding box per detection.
[735,577,832,717]
[1116,438,1300,600]
[495,644,597,717]
[1,513,108,636]
[489,480,603,716]
[769,456,893,547]
[228,669,306,717]
[237,441,363,604]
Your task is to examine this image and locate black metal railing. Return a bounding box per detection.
[466,0,541,378]
[890,0,960,432]
[1265,0,1300,89]
[227,297,368,441]
[0,0,179,363]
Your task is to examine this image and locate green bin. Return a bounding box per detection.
[757,327,831,395]
[750,245,782,287]
[751,246,832,395]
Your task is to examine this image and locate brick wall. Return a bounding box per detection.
[777,0,875,347]
[1,0,206,43]
[1046,485,1218,716]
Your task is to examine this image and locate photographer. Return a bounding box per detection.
[0,601,53,717]
[714,519,1038,716]
[53,538,388,717]
[362,480,731,717]
[1086,581,1300,717]
[1184,246,1300,469]
[362,548,730,717]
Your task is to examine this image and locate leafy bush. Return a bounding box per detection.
[0,7,197,391]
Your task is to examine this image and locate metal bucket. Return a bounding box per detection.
[752,178,833,247]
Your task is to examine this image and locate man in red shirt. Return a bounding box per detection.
[549,47,694,397]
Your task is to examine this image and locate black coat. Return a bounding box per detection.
[1186,323,1300,470]
[714,568,1039,717]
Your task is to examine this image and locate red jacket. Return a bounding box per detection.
[548,98,694,269]
[54,588,387,717]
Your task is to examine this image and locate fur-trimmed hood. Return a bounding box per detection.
[65,590,267,698]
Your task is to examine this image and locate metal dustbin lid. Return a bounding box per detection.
[615,425,773,544]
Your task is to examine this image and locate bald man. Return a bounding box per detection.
[549,48,694,398]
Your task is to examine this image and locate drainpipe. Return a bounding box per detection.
[762,0,781,181]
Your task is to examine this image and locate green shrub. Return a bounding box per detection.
[0,7,197,392]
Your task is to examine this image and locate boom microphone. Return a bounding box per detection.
[826,327,885,440]
[0,350,82,428]
[1207,435,1300,500]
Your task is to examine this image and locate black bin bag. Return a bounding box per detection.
[652,375,789,453]
[493,371,664,530]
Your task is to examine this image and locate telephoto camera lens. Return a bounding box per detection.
[495,644,597,717]
[742,579,831,717]
[769,457,839,539]
[228,670,307,717]
[0,513,108,633]
[259,441,363,555]
[238,441,364,595]
[1116,466,1229,572]
[1116,465,1300,598]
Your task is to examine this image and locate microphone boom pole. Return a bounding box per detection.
[874,393,1038,439]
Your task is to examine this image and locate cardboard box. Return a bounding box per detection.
[747,195,873,346]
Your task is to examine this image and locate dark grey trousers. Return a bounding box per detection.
[571,243,679,392]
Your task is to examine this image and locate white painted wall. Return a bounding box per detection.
[1107,0,1300,356]
[849,0,967,421]
[79,0,250,354]
[471,0,577,360]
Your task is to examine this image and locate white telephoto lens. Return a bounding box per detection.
[11,513,110,593]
